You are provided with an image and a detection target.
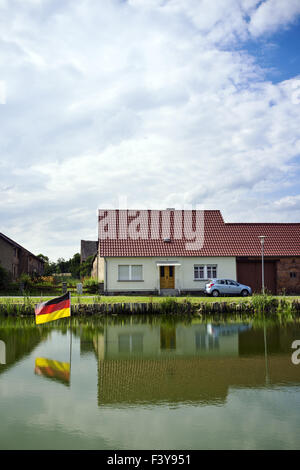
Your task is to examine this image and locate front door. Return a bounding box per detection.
[160,266,175,289]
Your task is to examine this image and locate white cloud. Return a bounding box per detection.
[0,0,299,259]
[0,80,6,103]
[274,194,300,209]
[249,0,300,37]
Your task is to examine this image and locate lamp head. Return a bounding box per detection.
[258,235,266,245]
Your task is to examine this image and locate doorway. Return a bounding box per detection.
[160,266,175,289]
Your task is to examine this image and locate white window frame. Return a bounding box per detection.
[194,265,205,280]
[207,264,217,279]
[194,264,217,280]
[118,264,143,281]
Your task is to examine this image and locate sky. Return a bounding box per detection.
[0,0,300,262]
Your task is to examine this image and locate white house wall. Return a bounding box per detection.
[99,323,239,359]
[104,256,236,292]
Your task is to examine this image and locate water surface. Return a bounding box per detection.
[0,316,300,450]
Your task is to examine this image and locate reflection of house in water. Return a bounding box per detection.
[94,323,248,362]
[85,322,294,406]
[92,323,249,406]
[86,322,300,407]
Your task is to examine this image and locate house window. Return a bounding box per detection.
[131,265,143,280]
[290,272,297,278]
[207,265,217,279]
[118,265,129,280]
[194,264,217,280]
[195,331,207,350]
[118,334,143,353]
[195,332,219,351]
[118,265,143,281]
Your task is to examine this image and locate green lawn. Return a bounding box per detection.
[0,294,299,305]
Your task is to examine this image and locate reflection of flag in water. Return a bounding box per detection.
[35,292,71,325]
[35,358,70,386]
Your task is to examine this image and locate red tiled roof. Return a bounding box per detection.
[98,210,300,257]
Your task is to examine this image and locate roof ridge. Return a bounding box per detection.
[226,222,300,225]
[0,232,43,260]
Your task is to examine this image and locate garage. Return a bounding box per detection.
[236,258,277,294]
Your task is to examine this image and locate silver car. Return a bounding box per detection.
[205,279,252,297]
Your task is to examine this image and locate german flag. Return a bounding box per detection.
[35,292,71,325]
[35,357,70,386]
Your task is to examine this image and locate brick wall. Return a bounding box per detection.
[19,251,44,276]
[276,257,300,294]
[0,237,19,279]
[0,236,43,279]
[28,255,44,276]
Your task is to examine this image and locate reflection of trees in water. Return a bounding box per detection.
[239,323,300,355]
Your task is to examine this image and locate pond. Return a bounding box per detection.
[0,315,300,450]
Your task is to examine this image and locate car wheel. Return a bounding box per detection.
[241,289,249,297]
[212,290,219,297]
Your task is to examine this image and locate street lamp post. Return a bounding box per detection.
[258,236,266,294]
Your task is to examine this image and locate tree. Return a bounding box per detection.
[37,252,92,279]
[56,258,68,274]
[37,254,49,264]
[69,253,81,278]
[80,255,95,278]
[37,254,56,276]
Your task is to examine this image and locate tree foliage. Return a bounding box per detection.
[37,252,94,279]
[80,255,95,278]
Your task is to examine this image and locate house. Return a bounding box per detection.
[89,209,300,295]
[0,233,44,280]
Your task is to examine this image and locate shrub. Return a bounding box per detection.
[19,273,32,289]
[160,298,179,314]
[80,255,95,278]
[251,292,278,314]
[83,278,99,294]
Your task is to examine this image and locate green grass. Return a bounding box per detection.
[0,294,299,305]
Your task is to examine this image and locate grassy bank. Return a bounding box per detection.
[0,293,299,306]
[0,293,299,318]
